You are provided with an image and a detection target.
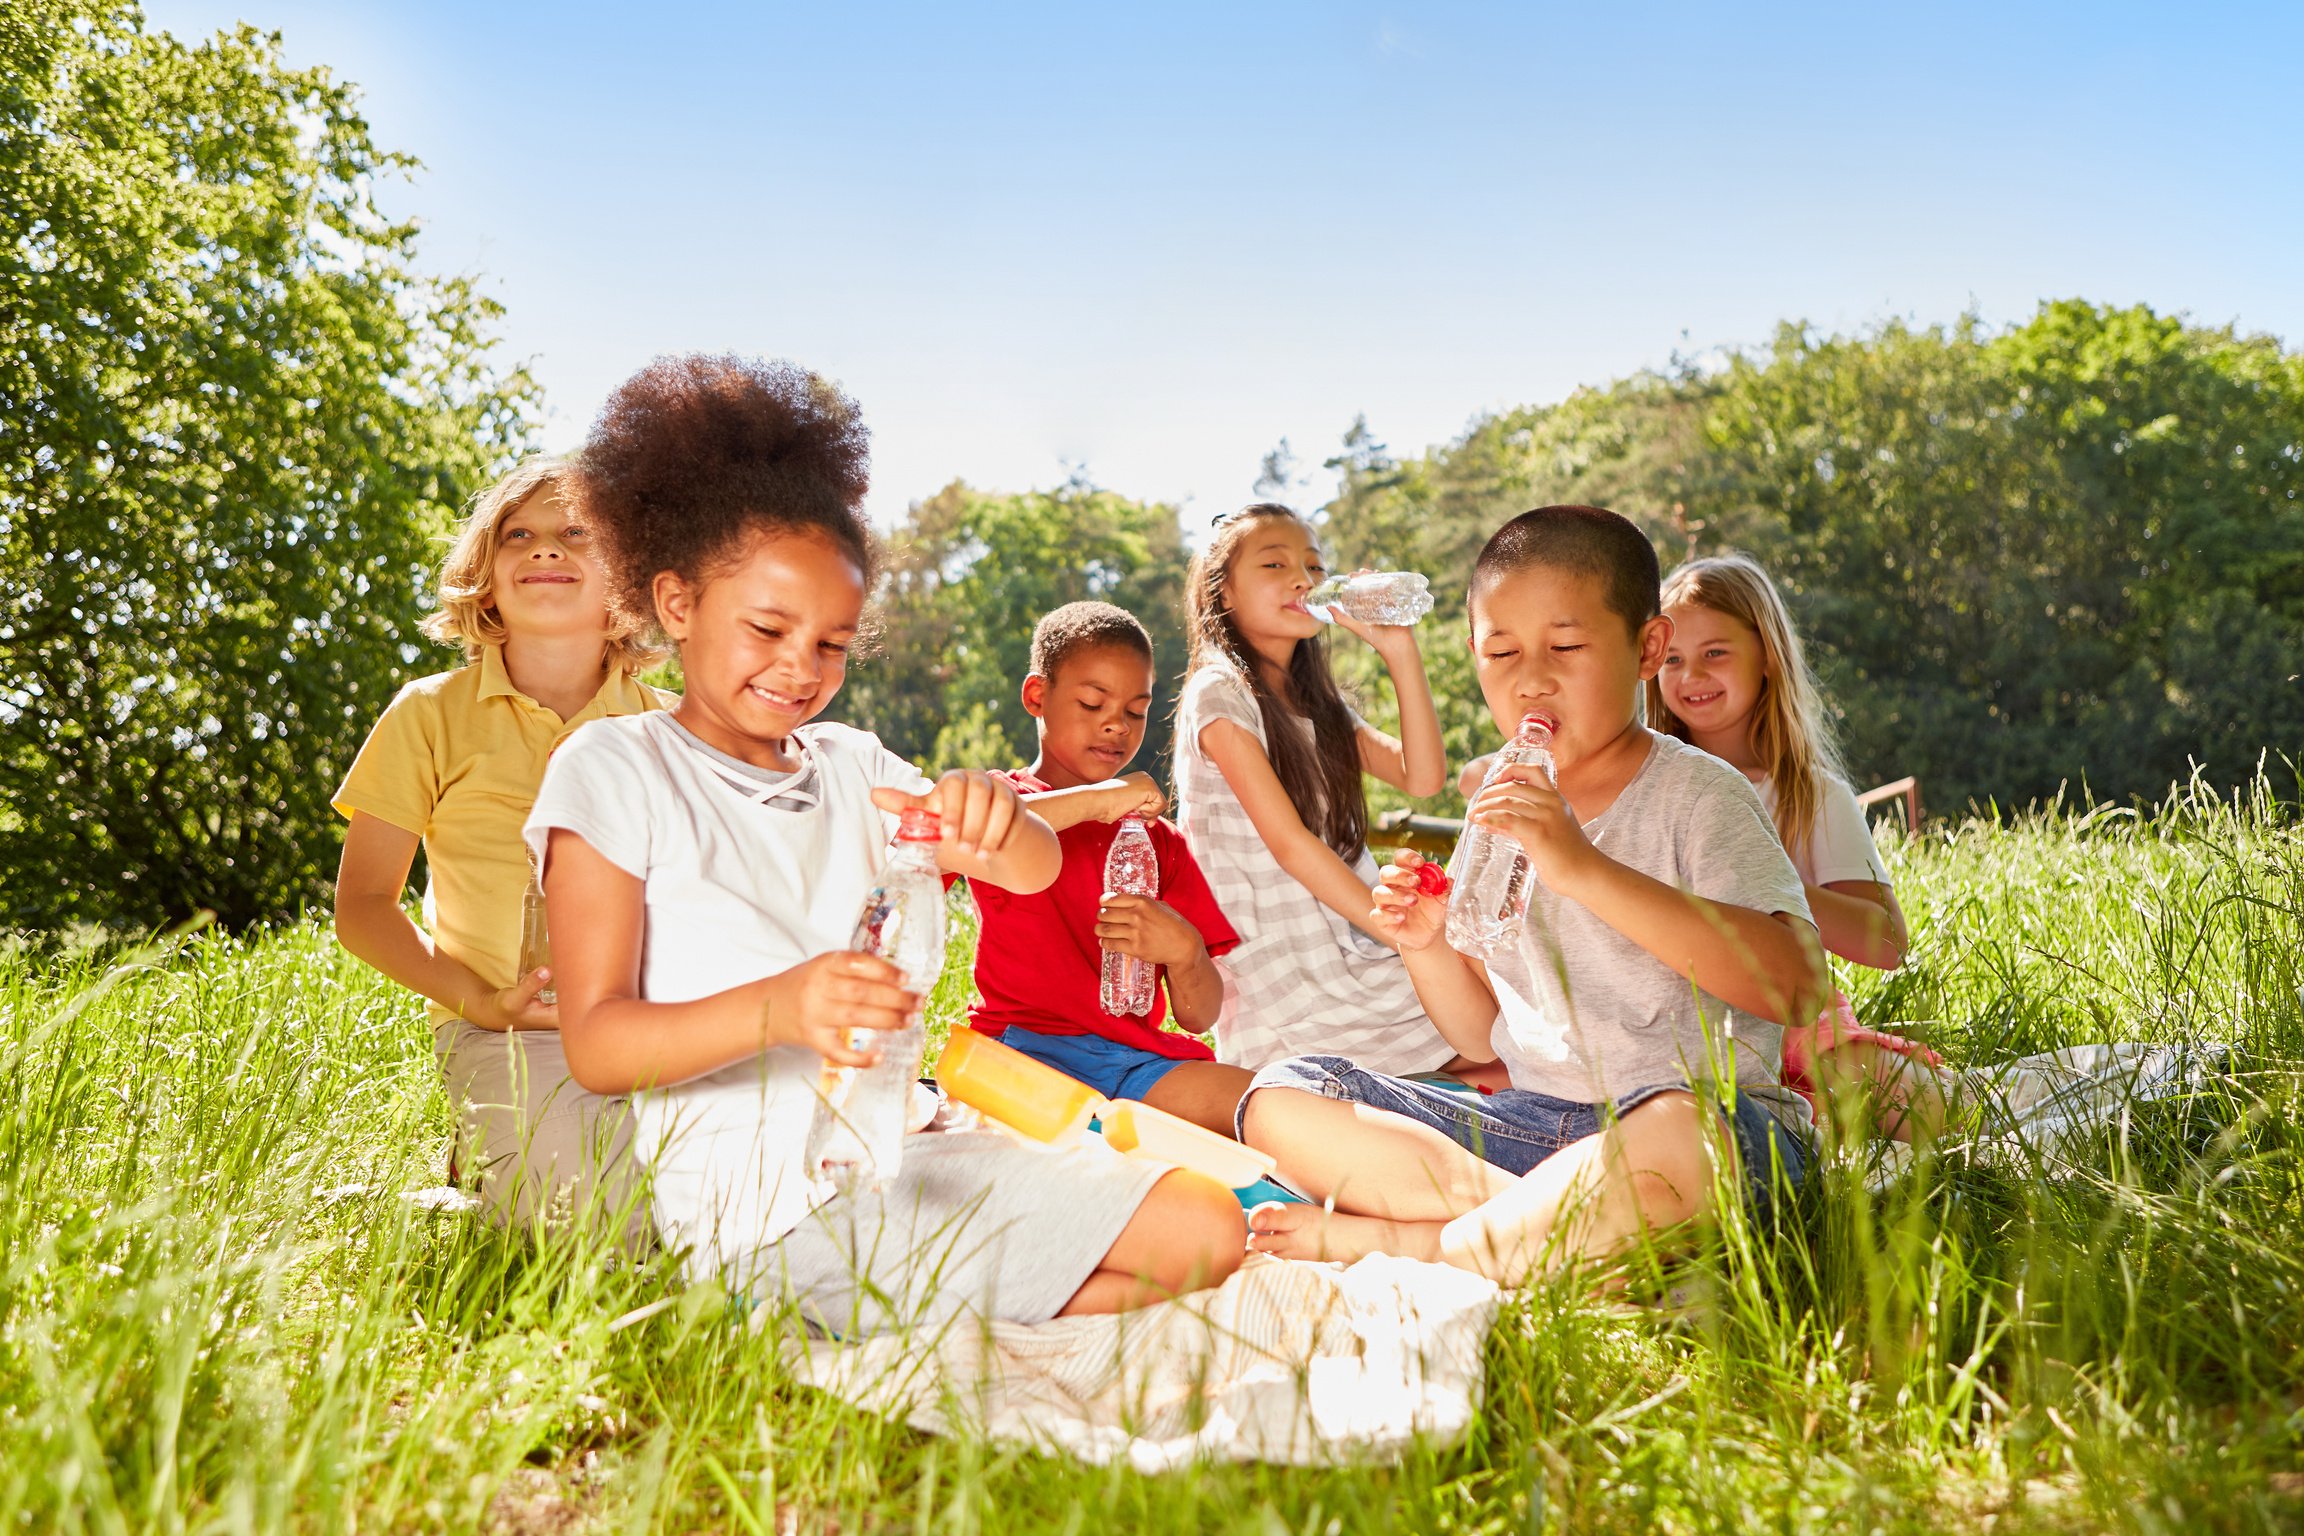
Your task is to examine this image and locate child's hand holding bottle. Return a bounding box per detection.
[1094,892,1204,970]
[472,968,559,1032]
[1467,764,1598,895]
[1098,771,1167,822]
[872,769,1028,859]
[765,950,921,1068]
[1370,848,1451,952]
[1324,578,1427,664]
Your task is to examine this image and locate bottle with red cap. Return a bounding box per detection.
[1443,713,1557,958]
[804,806,948,1184]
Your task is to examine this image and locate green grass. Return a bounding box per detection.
[5,778,2303,1534]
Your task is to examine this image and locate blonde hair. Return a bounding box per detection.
[1647,553,1843,862]
[419,457,662,671]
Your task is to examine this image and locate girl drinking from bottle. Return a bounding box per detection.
[1650,552,1949,1139]
[528,354,1242,1332]
[1174,502,1468,1076]
[334,456,667,1244]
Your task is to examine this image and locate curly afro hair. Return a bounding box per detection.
[577,354,876,630]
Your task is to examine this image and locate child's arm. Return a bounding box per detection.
[1805,880,1908,969]
[334,812,553,1032]
[1329,610,1447,797]
[544,827,920,1094]
[1368,852,1504,1060]
[871,769,1063,894]
[1094,895,1224,1031]
[1475,765,1830,1027]
[1199,718,1398,943]
[1017,771,1165,833]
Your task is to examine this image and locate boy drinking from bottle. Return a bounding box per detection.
[1238,506,1829,1284]
[959,602,1253,1135]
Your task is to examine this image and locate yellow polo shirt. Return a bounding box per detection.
[333,646,671,1025]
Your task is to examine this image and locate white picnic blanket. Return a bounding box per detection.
[1871,1039,2229,1186]
[787,1253,1502,1471]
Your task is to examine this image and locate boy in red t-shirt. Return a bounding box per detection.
[962,602,1254,1135]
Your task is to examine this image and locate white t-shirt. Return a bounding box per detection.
[1483,731,1816,1131]
[524,712,932,1276]
[1756,772,1891,888]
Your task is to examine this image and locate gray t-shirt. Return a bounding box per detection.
[1483,731,1815,1130]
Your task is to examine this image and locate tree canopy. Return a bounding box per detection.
[7,8,2295,930]
[831,478,1192,778]
[0,3,533,928]
[1321,302,2304,817]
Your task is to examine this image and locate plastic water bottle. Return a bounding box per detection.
[804,807,947,1184]
[1099,814,1159,1016]
[1444,714,1556,958]
[517,871,555,1006]
[1306,571,1435,626]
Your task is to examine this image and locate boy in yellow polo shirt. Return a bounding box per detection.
[333,456,668,1242]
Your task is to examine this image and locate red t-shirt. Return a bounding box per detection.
[964,770,1240,1060]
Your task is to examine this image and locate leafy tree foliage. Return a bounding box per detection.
[1323,303,2304,815]
[833,479,1192,779]
[0,4,534,928]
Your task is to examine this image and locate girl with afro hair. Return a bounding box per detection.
[524,355,1244,1332]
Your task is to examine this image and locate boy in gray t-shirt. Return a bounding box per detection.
[1238,506,1828,1287]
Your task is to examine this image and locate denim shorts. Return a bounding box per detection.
[994,1026,1195,1103]
[1241,1054,1808,1212]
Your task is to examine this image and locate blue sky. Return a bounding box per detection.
[143,1,2304,527]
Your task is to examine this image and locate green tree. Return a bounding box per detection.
[1702,306,2304,809]
[0,4,534,928]
[833,479,1192,779]
[1317,303,2304,815]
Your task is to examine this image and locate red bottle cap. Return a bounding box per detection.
[896,807,943,842]
[1414,860,1451,898]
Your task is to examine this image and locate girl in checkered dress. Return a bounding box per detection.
[1173,504,1474,1078]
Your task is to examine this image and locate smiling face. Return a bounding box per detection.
[1469,563,1670,767]
[1222,516,1328,650]
[1024,642,1154,790]
[486,490,612,641]
[1658,601,1768,744]
[653,527,863,765]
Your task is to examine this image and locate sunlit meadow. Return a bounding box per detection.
[4,776,2301,1534]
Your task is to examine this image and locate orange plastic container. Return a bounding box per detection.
[936,1029,1103,1144]
[1098,1101,1277,1189]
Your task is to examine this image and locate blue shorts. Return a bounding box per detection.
[1240,1054,1808,1212]
[995,1026,1196,1104]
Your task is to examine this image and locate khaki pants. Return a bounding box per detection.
[435,1020,652,1251]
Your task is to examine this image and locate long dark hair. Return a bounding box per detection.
[1185,504,1367,859]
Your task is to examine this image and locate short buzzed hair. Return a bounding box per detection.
[1030,600,1154,682]
[1472,505,1661,637]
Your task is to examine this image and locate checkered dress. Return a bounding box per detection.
[1174,663,1457,1075]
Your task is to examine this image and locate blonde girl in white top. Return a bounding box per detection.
[1649,552,1950,1140]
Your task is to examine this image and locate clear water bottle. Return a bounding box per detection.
[1306,570,1435,626]
[518,871,555,1006]
[804,807,947,1185]
[1099,815,1159,1016]
[1444,714,1556,958]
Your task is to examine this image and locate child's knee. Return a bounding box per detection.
[1614,1091,1714,1226]
[1236,1083,1313,1149]
[1154,1170,1248,1284]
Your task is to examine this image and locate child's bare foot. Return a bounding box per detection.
[1245,1202,1435,1263]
